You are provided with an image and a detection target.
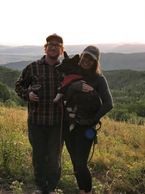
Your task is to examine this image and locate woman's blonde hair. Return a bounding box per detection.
[95,60,102,75]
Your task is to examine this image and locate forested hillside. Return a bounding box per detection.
[103,70,145,123]
[0,66,145,123]
[0,67,23,105]
[1,66,145,92]
[0,66,20,88]
[104,70,145,90]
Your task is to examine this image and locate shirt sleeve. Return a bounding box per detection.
[15,65,32,101]
[95,75,113,121]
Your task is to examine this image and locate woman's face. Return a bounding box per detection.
[79,54,95,70]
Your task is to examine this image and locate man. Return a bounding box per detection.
[15,34,64,194]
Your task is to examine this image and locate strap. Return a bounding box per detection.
[96,120,102,131]
[88,120,102,163]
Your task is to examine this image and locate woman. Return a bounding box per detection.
[63,45,113,194]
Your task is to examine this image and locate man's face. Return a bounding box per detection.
[45,40,63,59]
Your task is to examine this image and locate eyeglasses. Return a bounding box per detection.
[47,42,62,49]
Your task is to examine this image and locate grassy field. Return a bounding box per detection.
[0,106,145,194]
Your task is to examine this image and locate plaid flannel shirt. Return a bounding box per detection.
[15,56,63,126]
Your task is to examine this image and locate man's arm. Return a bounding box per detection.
[15,65,32,101]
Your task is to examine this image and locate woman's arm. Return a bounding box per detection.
[76,75,113,126]
[95,75,113,122]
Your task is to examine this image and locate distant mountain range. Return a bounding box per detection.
[101,53,145,71]
[0,53,144,71]
[0,44,145,71]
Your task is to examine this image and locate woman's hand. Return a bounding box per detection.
[82,82,94,92]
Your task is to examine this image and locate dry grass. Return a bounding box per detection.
[0,107,145,194]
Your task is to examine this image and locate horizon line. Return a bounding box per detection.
[1,42,145,47]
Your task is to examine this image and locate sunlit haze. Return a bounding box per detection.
[0,0,145,46]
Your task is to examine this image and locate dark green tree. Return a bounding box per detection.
[0,82,11,102]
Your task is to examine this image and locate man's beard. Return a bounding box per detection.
[49,54,59,60]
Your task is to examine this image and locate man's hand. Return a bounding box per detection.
[29,91,39,102]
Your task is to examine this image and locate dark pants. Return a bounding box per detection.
[63,123,95,192]
[28,123,63,192]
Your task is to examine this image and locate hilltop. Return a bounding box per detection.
[0,53,145,71]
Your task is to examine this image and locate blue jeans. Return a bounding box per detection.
[28,123,63,192]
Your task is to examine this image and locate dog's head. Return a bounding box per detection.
[56,52,80,74]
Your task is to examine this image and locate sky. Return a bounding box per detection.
[0,0,145,46]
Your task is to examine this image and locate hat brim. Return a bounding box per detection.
[82,51,97,60]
